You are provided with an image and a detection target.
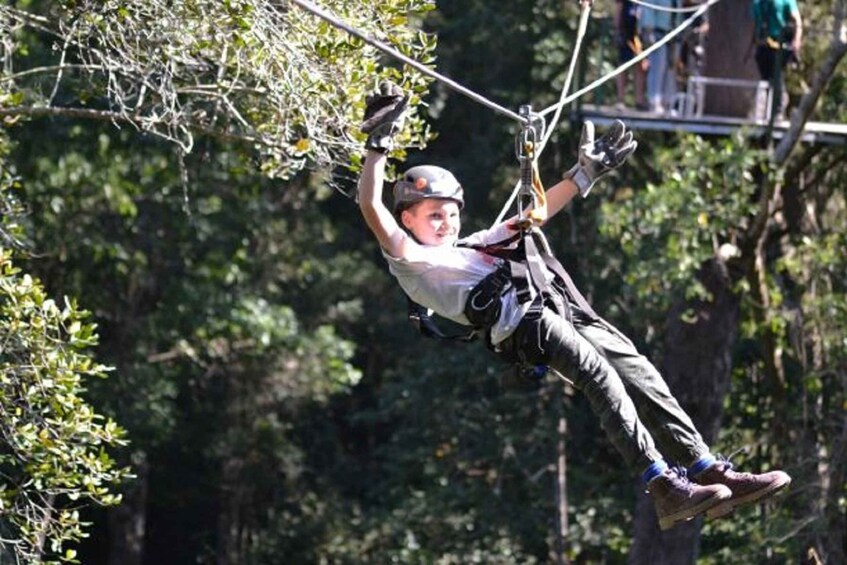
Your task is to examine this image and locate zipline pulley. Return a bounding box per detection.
[514,105,548,230]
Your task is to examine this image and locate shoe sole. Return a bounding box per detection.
[658,487,732,531]
[706,476,792,519]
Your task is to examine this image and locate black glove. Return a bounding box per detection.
[566,120,637,196]
[361,81,409,153]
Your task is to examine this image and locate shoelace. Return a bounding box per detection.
[669,465,695,492]
[714,447,755,478]
[643,466,691,494]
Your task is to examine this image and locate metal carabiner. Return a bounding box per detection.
[514,105,542,162]
[514,105,546,222]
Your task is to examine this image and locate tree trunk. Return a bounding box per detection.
[216,457,246,565]
[822,398,847,564]
[702,0,760,117]
[108,452,149,565]
[774,19,847,164]
[629,259,740,564]
[554,397,569,565]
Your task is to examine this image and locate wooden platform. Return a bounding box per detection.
[577,104,847,146]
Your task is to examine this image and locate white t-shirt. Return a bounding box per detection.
[382,222,532,345]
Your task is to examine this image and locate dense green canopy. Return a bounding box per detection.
[1,0,845,563]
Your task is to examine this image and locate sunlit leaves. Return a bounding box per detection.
[1,0,438,181]
[0,134,27,250]
[182,295,361,402]
[600,131,764,311]
[0,248,130,564]
[782,231,847,363]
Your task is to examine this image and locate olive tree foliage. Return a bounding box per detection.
[0,147,130,562]
[0,0,437,180]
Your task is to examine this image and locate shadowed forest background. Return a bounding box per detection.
[0,0,845,563]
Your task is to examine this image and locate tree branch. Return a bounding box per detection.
[775,15,847,164]
[0,64,105,83]
[0,104,287,150]
[0,5,51,27]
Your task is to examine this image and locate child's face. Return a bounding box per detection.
[401,198,461,246]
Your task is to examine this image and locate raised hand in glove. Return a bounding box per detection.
[361,81,409,153]
[566,120,637,196]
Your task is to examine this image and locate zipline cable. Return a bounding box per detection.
[291,0,721,221]
[287,0,528,125]
[495,0,717,224]
[629,0,709,14]
[493,0,593,225]
[539,0,717,118]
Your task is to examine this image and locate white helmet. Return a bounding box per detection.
[393,165,464,213]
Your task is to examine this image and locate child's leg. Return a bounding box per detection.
[572,312,710,467]
[512,308,663,470]
[505,307,734,529]
[571,313,793,519]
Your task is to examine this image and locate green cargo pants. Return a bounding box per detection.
[501,304,711,471]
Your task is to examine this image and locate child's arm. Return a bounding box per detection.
[479,175,579,241]
[358,149,409,258]
[789,7,802,53]
[357,82,413,258]
[544,177,581,219]
[485,177,579,237]
[478,121,637,236]
[510,121,637,227]
[548,120,636,223]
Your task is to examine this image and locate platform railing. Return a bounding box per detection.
[675,76,773,123]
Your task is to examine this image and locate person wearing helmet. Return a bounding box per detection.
[391,165,465,246]
[357,82,791,531]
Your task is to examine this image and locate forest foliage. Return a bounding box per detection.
[0,0,845,563]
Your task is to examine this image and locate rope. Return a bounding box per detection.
[287,0,528,125]
[493,0,594,226]
[630,0,708,14]
[493,0,717,226]
[539,0,718,119]
[538,2,593,158]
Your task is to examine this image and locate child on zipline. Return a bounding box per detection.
[356,82,791,531]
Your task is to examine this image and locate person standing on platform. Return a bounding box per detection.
[640,0,677,114]
[615,0,648,111]
[750,0,803,119]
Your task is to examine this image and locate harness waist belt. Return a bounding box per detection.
[464,265,513,329]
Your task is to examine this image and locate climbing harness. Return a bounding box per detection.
[397,106,563,355]
[398,109,600,379]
